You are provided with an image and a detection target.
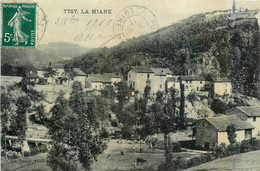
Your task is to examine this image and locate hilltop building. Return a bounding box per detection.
[196,115,254,150]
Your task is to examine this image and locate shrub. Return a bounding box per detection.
[174,156,187,170]
[171,142,182,152]
[213,143,230,158]
[228,142,240,155]
[211,99,229,114]
[187,157,201,168]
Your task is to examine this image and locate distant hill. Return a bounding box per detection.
[1,42,89,66]
[71,9,260,97]
[1,42,89,76]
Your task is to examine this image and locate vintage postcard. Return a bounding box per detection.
[1,0,260,170]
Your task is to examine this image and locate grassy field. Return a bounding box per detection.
[2,138,205,171]
[185,150,260,171]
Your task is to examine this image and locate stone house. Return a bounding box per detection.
[227,106,260,136]
[166,76,180,95]
[196,115,254,150]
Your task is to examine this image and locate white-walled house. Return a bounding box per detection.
[211,77,232,98]
[127,66,153,94]
[227,106,260,136]
[86,74,112,90]
[180,76,206,95]
[127,66,173,95]
[196,115,255,150]
[35,64,87,87]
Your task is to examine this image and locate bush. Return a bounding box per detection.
[211,99,229,114]
[174,156,187,170]
[228,142,240,155]
[171,142,182,152]
[187,157,201,168]
[213,143,230,158]
[240,138,260,153]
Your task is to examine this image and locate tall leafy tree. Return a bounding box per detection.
[43,66,58,84]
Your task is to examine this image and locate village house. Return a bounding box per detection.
[25,71,39,83]
[102,73,122,84]
[227,106,260,136]
[86,74,112,90]
[34,64,87,87]
[211,77,232,98]
[180,75,206,95]
[196,115,255,150]
[127,66,173,95]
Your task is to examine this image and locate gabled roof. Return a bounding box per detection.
[73,68,86,76]
[87,74,111,83]
[236,106,260,117]
[130,66,153,73]
[151,68,173,76]
[180,75,205,81]
[212,77,231,82]
[204,115,254,132]
[103,73,122,78]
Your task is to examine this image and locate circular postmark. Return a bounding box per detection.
[36,3,47,42]
[113,5,158,41]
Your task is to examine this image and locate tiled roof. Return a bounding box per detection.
[131,66,153,73]
[103,73,122,78]
[73,68,86,76]
[237,106,260,117]
[205,115,254,131]
[151,68,173,76]
[87,74,111,83]
[180,75,205,81]
[212,77,231,82]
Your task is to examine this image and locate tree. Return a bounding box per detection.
[64,64,77,85]
[31,103,47,124]
[179,82,185,129]
[13,96,31,141]
[227,124,237,144]
[48,86,106,170]
[211,99,229,114]
[43,66,57,84]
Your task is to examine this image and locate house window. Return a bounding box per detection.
[200,81,202,84]
[253,116,256,122]
[160,84,162,88]
[133,81,135,88]
[147,73,150,79]
[245,129,252,139]
[197,87,199,91]
[129,74,131,78]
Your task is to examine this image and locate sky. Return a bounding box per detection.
[5,0,259,48]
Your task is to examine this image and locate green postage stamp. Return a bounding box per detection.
[2,3,36,48]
